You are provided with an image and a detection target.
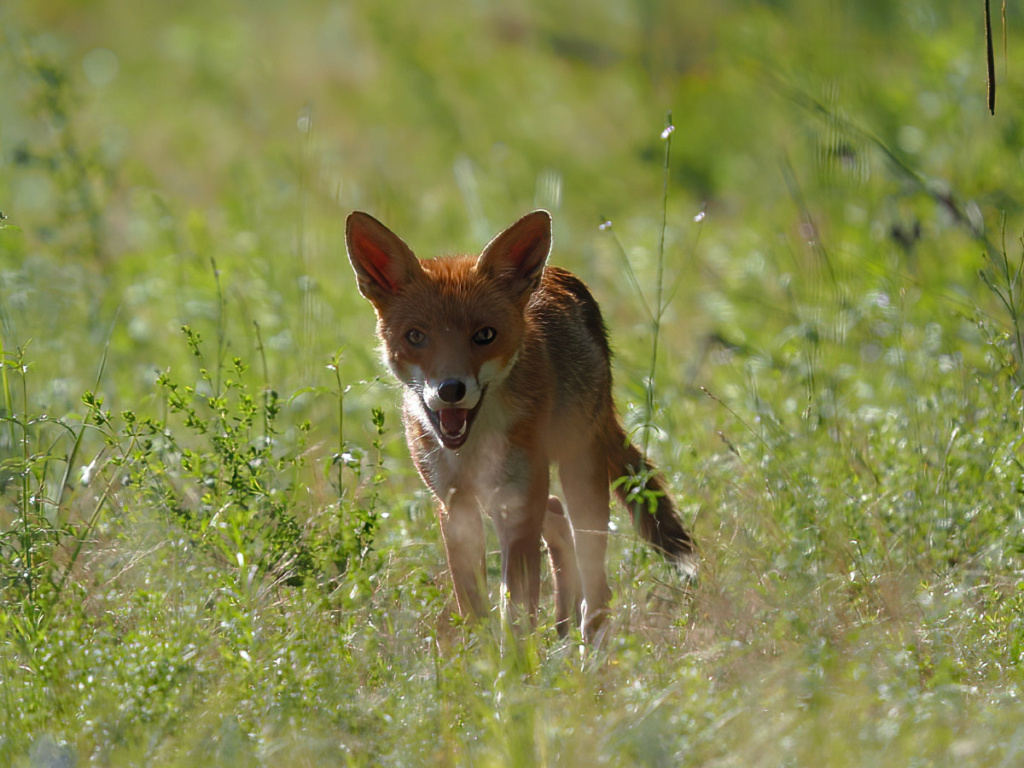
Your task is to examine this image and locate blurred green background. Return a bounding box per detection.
[5,0,1024,765]
[4,0,1017,405]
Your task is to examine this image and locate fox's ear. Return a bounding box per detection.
[476,210,551,297]
[346,211,423,303]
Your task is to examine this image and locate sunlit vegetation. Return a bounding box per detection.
[3,0,1024,764]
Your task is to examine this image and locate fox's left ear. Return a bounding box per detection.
[476,210,552,298]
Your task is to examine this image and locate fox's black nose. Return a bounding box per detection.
[438,379,467,404]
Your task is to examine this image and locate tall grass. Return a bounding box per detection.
[3,0,1024,765]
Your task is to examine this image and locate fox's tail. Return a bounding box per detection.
[606,422,697,572]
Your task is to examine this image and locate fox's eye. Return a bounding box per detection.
[405,328,426,347]
[473,327,497,345]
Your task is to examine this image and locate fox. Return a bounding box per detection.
[345,209,696,641]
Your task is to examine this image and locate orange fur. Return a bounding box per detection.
[346,210,696,640]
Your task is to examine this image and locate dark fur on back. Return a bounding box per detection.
[537,268,695,563]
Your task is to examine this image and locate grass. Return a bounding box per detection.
[3,0,1024,764]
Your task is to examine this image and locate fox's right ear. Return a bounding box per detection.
[346,212,423,303]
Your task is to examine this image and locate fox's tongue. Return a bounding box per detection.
[438,408,469,438]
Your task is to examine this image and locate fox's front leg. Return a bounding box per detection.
[438,489,488,620]
[492,456,549,631]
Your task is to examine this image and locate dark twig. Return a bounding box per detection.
[986,0,996,115]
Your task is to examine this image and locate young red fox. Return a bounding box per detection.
[346,210,696,640]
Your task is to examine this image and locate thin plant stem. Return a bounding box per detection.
[665,204,706,309]
[19,354,33,603]
[55,308,118,515]
[211,257,226,396]
[642,112,674,463]
[253,321,271,440]
[298,103,314,381]
[0,337,16,469]
[599,113,681,468]
[56,454,117,596]
[599,220,653,324]
[330,350,347,500]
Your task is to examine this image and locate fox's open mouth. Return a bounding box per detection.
[424,392,485,450]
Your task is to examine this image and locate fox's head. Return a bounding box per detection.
[346,210,551,450]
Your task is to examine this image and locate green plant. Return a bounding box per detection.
[0,340,84,623]
[81,326,316,588]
